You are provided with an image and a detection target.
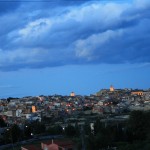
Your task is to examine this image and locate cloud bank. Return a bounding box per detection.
[0,0,150,71]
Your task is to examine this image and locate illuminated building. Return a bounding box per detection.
[32,106,36,113]
[131,91,143,96]
[110,85,114,92]
[70,92,75,97]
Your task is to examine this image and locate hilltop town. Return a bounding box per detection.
[0,86,150,149]
[0,86,150,125]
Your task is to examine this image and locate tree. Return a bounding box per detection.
[0,117,7,127]
[94,118,103,135]
[127,110,150,141]
[74,122,80,136]
[11,124,22,142]
[3,124,22,144]
[3,129,11,144]
[65,124,76,137]
[86,134,96,150]
[47,125,63,135]
[31,121,46,135]
[24,124,32,139]
[53,125,63,135]
[84,123,91,136]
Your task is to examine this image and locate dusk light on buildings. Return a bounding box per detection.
[0,0,150,149]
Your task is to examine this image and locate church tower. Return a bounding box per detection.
[110,85,114,92]
[70,92,75,97]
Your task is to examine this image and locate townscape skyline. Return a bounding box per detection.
[0,85,149,99]
[0,0,150,98]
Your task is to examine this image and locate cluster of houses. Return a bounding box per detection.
[0,86,150,126]
[0,87,150,144]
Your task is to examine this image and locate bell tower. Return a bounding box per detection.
[110,85,114,92]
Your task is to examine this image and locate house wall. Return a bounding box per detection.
[41,143,58,150]
[21,147,28,150]
[47,144,59,150]
[131,91,143,96]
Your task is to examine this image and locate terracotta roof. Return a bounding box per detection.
[42,140,74,148]
[56,141,74,148]
[21,145,42,150]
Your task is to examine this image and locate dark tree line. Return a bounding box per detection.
[1,110,150,150]
[59,111,150,150]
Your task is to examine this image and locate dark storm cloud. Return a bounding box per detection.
[0,1,21,14]
[0,0,150,71]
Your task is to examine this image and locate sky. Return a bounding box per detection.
[0,0,150,98]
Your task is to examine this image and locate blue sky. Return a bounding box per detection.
[0,0,150,98]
